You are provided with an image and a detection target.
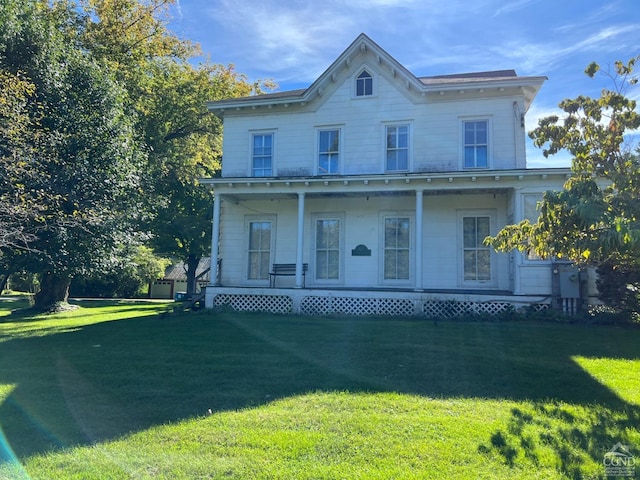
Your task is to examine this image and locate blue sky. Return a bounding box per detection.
[168,0,639,168]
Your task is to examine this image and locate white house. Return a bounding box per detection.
[201,33,576,317]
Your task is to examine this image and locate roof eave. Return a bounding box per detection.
[207,76,547,115]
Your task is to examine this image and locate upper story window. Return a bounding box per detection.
[252,133,273,177]
[318,129,340,174]
[463,120,489,168]
[356,70,373,97]
[386,125,409,172]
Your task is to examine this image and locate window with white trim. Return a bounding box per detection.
[463,216,491,281]
[318,129,340,174]
[383,216,411,280]
[386,125,409,172]
[315,216,342,281]
[247,219,272,281]
[463,120,488,168]
[252,133,273,177]
[356,70,373,97]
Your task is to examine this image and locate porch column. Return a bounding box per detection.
[210,194,222,286]
[513,189,524,295]
[295,192,305,288]
[415,189,424,291]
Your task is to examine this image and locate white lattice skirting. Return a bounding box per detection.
[300,296,415,316]
[214,293,293,314]
[210,290,549,318]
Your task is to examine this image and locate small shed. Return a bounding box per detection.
[149,257,211,299]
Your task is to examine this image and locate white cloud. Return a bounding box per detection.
[173,0,183,21]
[201,0,362,83]
[493,0,540,17]
[491,23,638,76]
[554,2,623,33]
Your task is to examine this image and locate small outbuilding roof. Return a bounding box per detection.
[163,257,211,281]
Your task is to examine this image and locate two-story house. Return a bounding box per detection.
[201,33,573,317]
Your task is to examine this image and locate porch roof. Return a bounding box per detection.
[201,167,571,198]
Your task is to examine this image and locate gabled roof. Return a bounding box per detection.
[207,33,546,113]
[163,257,211,281]
[419,70,518,83]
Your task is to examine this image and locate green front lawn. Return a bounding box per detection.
[0,298,638,479]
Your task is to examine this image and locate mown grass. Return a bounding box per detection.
[0,297,638,479]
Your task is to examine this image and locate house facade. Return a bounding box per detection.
[202,34,576,317]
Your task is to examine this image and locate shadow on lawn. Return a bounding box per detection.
[0,308,638,476]
[479,402,640,479]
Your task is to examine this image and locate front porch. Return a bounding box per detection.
[205,285,551,318]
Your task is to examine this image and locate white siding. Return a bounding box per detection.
[519,264,552,294]
[218,193,512,291]
[220,69,526,178]
[209,42,560,300]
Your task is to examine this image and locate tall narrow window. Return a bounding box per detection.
[386,125,409,171]
[318,130,339,174]
[248,221,271,280]
[356,70,373,96]
[462,216,491,281]
[315,219,340,280]
[252,133,273,177]
[384,217,410,280]
[463,120,488,168]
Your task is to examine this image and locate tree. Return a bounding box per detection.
[78,0,273,296]
[487,56,640,312]
[0,0,146,311]
[0,70,42,291]
[71,245,171,298]
[140,62,264,296]
[0,71,38,251]
[1,0,271,308]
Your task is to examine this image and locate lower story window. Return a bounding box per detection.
[248,220,271,280]
[315,218,340,280]
[462,215,491,281]
[384,217,410,280]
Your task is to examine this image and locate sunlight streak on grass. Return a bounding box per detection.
[572,356,640,406]
[0,301,171,343]
[0,384,15,404]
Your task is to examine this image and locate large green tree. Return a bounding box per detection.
[1,0,271,306]
[140,61,262,295]
[0,70,41,292]
[0,0,146,310]
[0,71,39,253]
[79,0,272,296]
[488,57,640,311]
